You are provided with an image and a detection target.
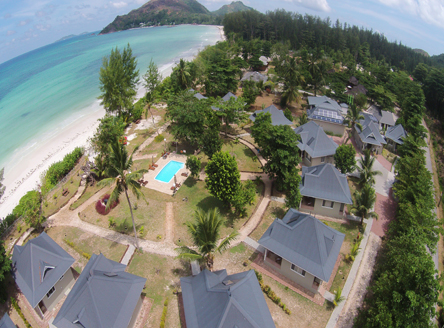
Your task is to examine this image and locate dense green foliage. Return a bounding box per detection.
[185,155,201,179]
[41,147,83,194]
[205,151,241,206]
[176,208,239,270]
[217,96,247,134]
[334,144,356,174]
[0,242,11,303]
[98,44,139,118]
[13,190,44,229]
[350,184,377,225]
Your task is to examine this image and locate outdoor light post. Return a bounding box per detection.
[164,138,167,153]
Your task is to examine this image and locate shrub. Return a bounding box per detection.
[254,270,290,315]
[95,194,119,215]
[11,297,32,328]
[63,238,91,259]
[108,218,116,227]
[160,297,169,328]
[154,134,164,143]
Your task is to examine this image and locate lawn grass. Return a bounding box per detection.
[249,201,287,241]
[127,251,186,328]
[382,147,397,165]
[173,179,264,246]
[219,138,262,172]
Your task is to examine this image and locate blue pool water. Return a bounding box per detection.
[155,161,185,183]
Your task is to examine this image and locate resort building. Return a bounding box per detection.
[11,232,76,319]
[52,253,146,328]
[353,113,386,154]
[241,71,268,84]
[212,92,238,111]
[294,121,338,167]
[367,105,397,130]
[180,269,275,328]
[0,313,16,328]
[385,124,407,152]
[299,164,353,219]
[189,88,207,100]
[249,104,293,126]
[258,209,344,294]
[307,96,346,136]
[345,76,368,97]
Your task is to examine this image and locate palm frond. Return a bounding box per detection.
[97,177,115,188]
[216,230,240,254]
[106,185,122,211]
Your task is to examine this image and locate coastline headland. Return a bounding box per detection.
[0,25,222,218]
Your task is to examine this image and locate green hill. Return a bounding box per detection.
[212,1,253,15]
[100,0,212,34]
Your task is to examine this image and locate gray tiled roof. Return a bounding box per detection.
[241,71,268,83]
[367,106,396,126]
[300,163,353,204]
[0,313,15,328]
[180,269,275,328]
[249,104,293,126]
[385,124,407,145]
[53,254,146,328]
[355,113,387,146]
[188,88,207,100]
[294,121,338,158]
[307,96,342,111]
[11,232,74,308]
[222,92,237,102]
[258,209,345,281]
[259,56,268,65]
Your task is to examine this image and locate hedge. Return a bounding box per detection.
[160,297,169,328]
[11,297,32,328]
[255,271,291,315]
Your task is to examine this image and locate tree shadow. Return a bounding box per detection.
[243,148,257,161]
[272,206,286,219]
[183,177,197,188]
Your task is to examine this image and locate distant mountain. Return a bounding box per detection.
[413,49,430,57]
[100,0,213,34]
[212,1,253,16]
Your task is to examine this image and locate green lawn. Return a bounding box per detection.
[249,201,287,241]
[220,138,262,172]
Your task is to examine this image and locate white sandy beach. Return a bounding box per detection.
[0,25,224,219]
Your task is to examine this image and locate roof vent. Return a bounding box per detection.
[104,272,118,277]
[222,280,235,286]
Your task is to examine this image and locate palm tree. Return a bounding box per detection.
[298,112,308,126]
[351,184,378,225]
[357,149,382,186]
[280,57,304,107]
[98,138,148,248]
[177,58,190,90]
[344,104,364,143]
[176,208,239,270]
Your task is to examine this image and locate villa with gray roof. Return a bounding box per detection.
[299,164,353,219]
[307,96,346,136]
[53,253,146,328]
[0,313,15,328]
[258,209,345,293]
[241,71,268,84]
[249,104,293,126]
[353,113,387,155]
[11,232,75,319]
[367,105,397,130]
[189,88,207,100]
[294,121,338,166]
[180,269,275,328]
[385,124,407,152]
[212,92,238,111]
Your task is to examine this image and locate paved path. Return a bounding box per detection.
[120,244,135,265]
[134,123,170,157]
[372,190,397,237]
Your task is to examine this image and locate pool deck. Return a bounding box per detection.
[142,153,189,195]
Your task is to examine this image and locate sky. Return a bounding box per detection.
[0,0,443,64]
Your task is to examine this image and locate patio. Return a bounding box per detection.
[141,153,189,195]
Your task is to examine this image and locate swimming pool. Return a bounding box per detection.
[155,160,185,183]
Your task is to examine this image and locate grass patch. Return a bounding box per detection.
[229,243,247,254]
[70,182,105,210]
[382,147,397,166]
[249,201,286,241]
[220,138,262,172]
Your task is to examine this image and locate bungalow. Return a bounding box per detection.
[353,113,387,154]
[11,232,75,319]
[211,92,238,111]
[241,71,268,84]
[385,124,407,152]
[249,104,293,126]
[258,56,269,71]
[0,313,15,328]
[180,269,276,328]
[299,163,353,219]
[294,121,338,166]
[367,105,397,130]
[52,253,146,328]
[345,76,368,97]
[307,96,346,136]
[258,209,345,294]
[189,88,207,100]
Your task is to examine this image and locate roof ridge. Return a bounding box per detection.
[219,297,262,328]
[87,276,104,328]
[330,164,350,202]
[313,219,328,274]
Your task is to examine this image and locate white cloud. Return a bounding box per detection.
[283,0,331,12]
[377,0,444,29]
[35,24,51,31]
[7,30,16,36]
[18,19,32,26]
[110,1,128,9]
[3,13,12,19]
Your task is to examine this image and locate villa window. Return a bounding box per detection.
[322,200,334,208]
[321,157,325,163]
[46,286,55,298]
[306,154,312,163]
[290,264,306,276]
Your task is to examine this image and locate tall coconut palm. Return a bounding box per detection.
[176,208,239,270]
[176,58,191,90]
[280,57,304,107]
[351,184,378,225]
[344,104,364,143]
[357,149,382,186]
[98,138,148,248]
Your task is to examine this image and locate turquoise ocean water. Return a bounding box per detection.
[0,25,220,170]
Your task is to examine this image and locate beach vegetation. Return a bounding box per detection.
[40,147,83,195]
[97,138,148,248]
[98,44,139,117]
[0,241,11,303]
[185,155,201,179]
[170,58,192,91]
[13,190,44,230]
[144,59,162,120]
[205,151,241,206]
[0,168,5,200]
[175,208,239,270]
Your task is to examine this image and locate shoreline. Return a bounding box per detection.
[0,25,222,218]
